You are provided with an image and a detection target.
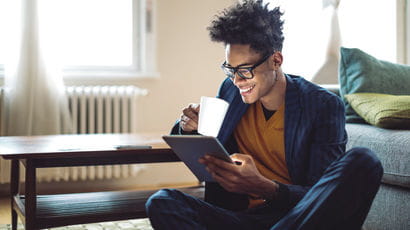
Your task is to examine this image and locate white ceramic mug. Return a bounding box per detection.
[198,96,229,137]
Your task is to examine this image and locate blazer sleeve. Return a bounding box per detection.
[215,78,230,99]
[277,94,347,208]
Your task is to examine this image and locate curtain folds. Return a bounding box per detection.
[0,0,72,183]
[311,0,342,84]
[1,0,72,136]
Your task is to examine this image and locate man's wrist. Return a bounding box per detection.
[261,180,279,201]
[250,179,279,201]
[179,125,198,135]
[270,181,290,207]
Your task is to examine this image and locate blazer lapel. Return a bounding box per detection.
[284,75,303,181]
[217,74,304,166]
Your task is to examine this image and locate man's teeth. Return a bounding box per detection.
[240,85,254,93]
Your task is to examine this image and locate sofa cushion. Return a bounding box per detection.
[346,123,410,188]
[338,47,410,123]
[363,183,410,230]
[345,93,410,129]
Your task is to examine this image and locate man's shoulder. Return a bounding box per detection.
[217,78,238,100]
[286,74,343,109]
[287,74,339,100]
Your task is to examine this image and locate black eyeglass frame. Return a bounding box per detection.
[221,53,272,80]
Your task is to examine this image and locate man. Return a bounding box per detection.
[146,1,383,229]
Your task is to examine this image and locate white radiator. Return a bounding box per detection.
[0,86,148,183]
[66,86,147,134]
[0,87,3,135]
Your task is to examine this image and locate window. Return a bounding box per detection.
[0,0,156,80]
[267,0,399,80]
[338,0,396,62]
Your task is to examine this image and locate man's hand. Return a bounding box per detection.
[180,103,200,132]
[199,153,279,200]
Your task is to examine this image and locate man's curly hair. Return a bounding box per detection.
[208,0,284,56]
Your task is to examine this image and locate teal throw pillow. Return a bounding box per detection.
[338,47,410,123]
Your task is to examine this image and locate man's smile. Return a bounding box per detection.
[238,84,255,95]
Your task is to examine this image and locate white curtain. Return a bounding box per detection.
[0,0,72,183]
[269,0,337,81]
[268,0,397,82]
[311,0,341,84]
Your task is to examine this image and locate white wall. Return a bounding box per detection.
[134,0,235,132]
[127,0,235,187]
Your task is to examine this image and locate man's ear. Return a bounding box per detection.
[272,52,283,67]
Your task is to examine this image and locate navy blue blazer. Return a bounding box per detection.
[171,74,347,211]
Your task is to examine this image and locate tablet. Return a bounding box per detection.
[162,135,233,182]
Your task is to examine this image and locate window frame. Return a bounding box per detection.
[397,0,408,64]
[404,0,410,64]
[0,0,157,83]
[63,0,157,81]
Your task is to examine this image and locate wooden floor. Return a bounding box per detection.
[0,196,11,224]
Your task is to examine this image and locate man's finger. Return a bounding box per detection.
[204,155,237,170]
[231,153,252,164]
[183,109,199,123]
[211,170,241,193]
[184,121,197,131]
[180,119,197,132]
[189,103,200,113]
[205,158,237,178]
[186,116,198,126]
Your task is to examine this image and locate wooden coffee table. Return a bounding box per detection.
[0,133,203,230]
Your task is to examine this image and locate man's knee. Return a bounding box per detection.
[145,189,180,215]
[346,147,383,178]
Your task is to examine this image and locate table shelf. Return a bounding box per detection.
[15,187,204,229]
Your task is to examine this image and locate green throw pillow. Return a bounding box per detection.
[338,47,410,123]
[344,93,410,129]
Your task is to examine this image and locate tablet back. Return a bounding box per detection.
[162,135,232,182]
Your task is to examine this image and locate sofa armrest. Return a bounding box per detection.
[320,84,340,96]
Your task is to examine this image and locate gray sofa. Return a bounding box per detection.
[325,85,410,230]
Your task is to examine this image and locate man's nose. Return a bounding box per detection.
[233,73,246,85]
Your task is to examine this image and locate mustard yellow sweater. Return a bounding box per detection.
[234,101,291,208]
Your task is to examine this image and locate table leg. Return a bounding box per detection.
[10,160,19,230]
[24,160,37,230]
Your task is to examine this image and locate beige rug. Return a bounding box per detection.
[0,219,153,230]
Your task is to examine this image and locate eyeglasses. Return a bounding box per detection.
[221,53,271,80]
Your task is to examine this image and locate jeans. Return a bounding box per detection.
[145,147,383,230]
